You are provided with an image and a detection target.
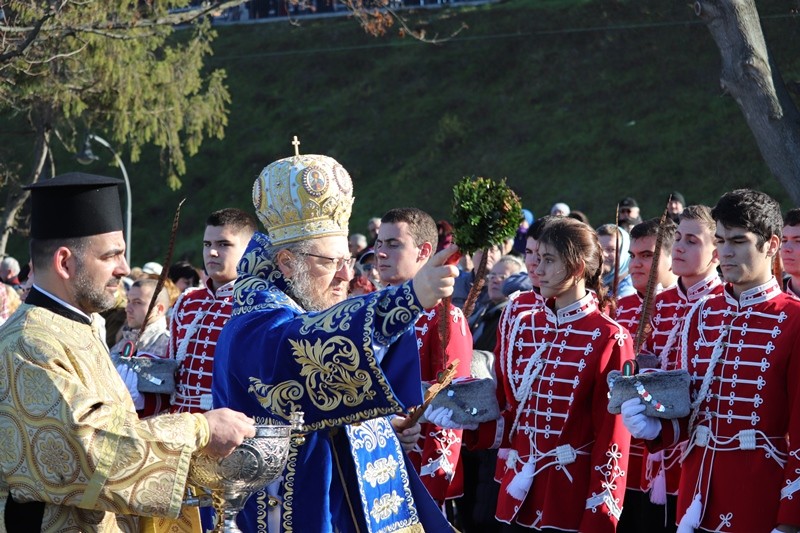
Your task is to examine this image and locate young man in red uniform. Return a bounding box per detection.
[781,208,800,297]
[623,189,800,533]
[625,206,722,533]
[614,217,677,533]
[169,208,257,413]
[615,217,678,335]
[375,207,473,508]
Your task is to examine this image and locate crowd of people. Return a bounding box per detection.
[0,149,799,533]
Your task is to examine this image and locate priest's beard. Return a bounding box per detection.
[286,259,328,312]
[73,263,118,313]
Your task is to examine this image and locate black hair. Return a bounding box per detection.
[784,208,800,227]
[526,215,555,241]
[206,208,258,237]
[711,189,782,248]
[168,260,201,286]
[629,217,677,254]
[30,237,88,272]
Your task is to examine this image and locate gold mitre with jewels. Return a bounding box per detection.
[253,139,354,246]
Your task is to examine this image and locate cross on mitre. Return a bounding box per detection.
[292,136,301,156]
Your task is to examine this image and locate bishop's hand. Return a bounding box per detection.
[391,416,422,453]
[412,244,460,309]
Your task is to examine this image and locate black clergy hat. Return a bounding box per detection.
[25,172,124,240]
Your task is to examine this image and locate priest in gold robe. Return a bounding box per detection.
[0,173,255,532]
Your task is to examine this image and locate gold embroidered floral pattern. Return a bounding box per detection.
[0,421,20,465]
[370,491,405,522]
[299,299,364,335]
[138,475,179,515]
[363,456,399,488]
[34,431,74,481]
[290,336,374,411]
[19,365,58,416]
[249,379,305,419]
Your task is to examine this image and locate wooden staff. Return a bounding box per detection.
[773,253,784,288]
[612,204,621,299]
[461,249,488,321]
[137,198,187,341]
[633,204,670,354]
[396,359,460,430]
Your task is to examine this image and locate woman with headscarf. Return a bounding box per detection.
[597,224,635,300]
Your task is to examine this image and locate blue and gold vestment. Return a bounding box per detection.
[212,233,453,533]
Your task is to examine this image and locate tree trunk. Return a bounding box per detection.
[695,0,800,205]
[0,126,50,257]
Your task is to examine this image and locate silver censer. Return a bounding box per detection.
[186,411,305,533]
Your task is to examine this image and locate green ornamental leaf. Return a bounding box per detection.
[451,176,523,255]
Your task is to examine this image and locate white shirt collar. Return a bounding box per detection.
[32,284,92,322]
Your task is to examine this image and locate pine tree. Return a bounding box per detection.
[0,1,242,255]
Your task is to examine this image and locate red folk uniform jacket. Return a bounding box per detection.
[408,302,473,504]
[614,292,646,496]
[467,292,633,532]
[494,289,546,483]
[639,274,722,497]
[168,280,234,414]
[654,278,800,532]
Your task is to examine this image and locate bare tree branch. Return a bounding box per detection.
[0,11,53,62]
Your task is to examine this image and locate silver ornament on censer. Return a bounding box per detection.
[185,411,305,533]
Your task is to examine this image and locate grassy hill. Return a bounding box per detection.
[4,0,800,266]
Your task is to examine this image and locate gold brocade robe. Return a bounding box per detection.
[0,304,205,532]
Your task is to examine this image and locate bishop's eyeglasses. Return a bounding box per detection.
[298,252,356,272]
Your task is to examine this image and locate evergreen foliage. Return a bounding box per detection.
[451,176,521,255]
[1,1,231,188]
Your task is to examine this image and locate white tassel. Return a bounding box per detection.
[649,467,667,505]
[647,451,667,505]
[677,493,702,533]
[506,459,535,501]
[505,449,519,470]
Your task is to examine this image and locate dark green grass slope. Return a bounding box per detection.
[5,0,800,265]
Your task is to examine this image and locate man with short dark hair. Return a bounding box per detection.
[170,207,257,413]
[622,189,800,533]
[0,173,254,532]
[376,207,473,507]
[615,217,678,338]
[780,208,800,297]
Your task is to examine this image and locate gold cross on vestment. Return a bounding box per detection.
[292,136,301,156]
